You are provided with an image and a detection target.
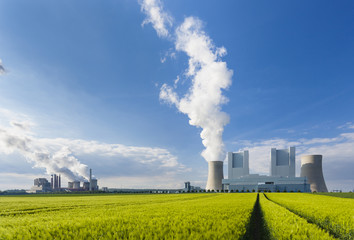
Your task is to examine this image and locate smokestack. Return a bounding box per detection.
[59,175,61,189]
[51,175,53,189]
[206,161,223,191]
[55,174,58,189]
[301,155,328,192]
[89,168,92,191]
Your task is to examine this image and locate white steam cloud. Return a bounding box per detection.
[140,0,172,38]
[140,1,233,162]
[0,122,89,181]
[0,109,185,184]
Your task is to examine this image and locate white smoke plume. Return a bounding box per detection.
[0,122,89,181]
[140,1,233,162]
[140,0,172,38]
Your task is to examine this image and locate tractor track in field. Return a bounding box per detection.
[242,194,270,240]
[263,193,340,239]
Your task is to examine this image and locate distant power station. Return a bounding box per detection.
[29,169,99,193]
[218,147,328,192]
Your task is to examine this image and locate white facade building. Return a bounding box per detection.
[270,147,295,177]
[222,147,310,192]
[228,150,249,179]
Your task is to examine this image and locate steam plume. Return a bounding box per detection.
[140,1,233,162]
[0,122,89,181]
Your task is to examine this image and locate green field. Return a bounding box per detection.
[0,193,353,239]
[314,192,354,199]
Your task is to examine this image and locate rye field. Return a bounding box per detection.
[0,193,353,239]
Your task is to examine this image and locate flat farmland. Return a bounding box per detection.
[0,193,352,239]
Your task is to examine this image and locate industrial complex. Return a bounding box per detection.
[24,147,329,194]
[28,169,99,193]
[205,147,328,192]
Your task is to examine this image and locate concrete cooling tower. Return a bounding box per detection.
[206,161,224,191]
[300,155,328,192]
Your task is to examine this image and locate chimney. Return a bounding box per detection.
[89,169,92,191]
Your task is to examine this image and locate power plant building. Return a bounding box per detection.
[228,150,249,179]
[51,174,61,190]
[28,169,99,193]
[73,180,80,189]
[83,181,90,191]
[90,179,98,191]
[67,169,99,191]
[183,182,201,192]
[270,147,295,177]
[29,178,51,193]
[222,147,311,192]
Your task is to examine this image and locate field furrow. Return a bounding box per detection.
[265,193,354,240]
[260,194,335,240]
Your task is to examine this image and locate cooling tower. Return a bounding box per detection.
[300,155,328,192]
[73,180,81,189]
[206,161,224,191]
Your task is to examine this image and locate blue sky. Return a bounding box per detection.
[0,0,353,191]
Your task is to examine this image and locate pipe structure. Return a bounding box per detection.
[89,169,92,191]
[300,155,328,192]
[206,161,224,191]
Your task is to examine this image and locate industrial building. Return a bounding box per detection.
[51,174,61,190]
[222,147,311,192]
[183,182,201,192]
[29,178,52,193]
[28,174,62,193]
[67,179,98,191]
[228,150,249,179]
[28,169,99,193]
[67,169,98,191]
[270,147,295,177]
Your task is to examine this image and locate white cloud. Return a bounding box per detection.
[160,49,176,63]
[140,0,172,38]
[338,122,354,130]
[0,173,41,190]
[0,109,188,189]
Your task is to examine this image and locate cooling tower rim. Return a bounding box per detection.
[301,154,323,158]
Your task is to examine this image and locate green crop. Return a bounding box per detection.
[1,193,353,239]
[0,193,256,239]
[260,194,334,240]
[314,192,354,199]
[266,193,354,239]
